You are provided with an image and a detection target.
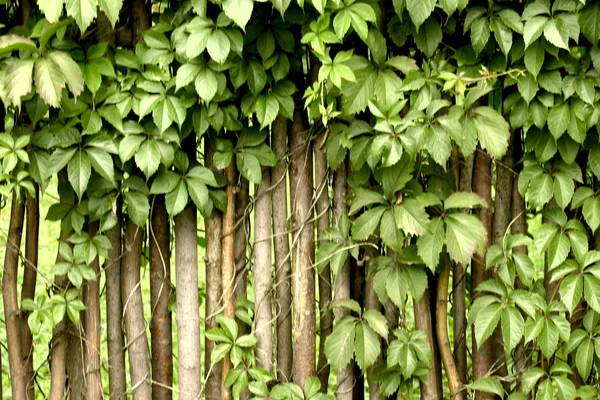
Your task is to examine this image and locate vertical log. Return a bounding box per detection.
[21,187,39,400]
[221,160,237,400]
[437,264,463,400]
[49,171,72,400]
[3,192,26,400]
[121,219,151,400]
[332,160,353,399]
[315,140,332,390]
[289,109,316,387]
[85,222,102,400]
[150,195,173,400]
[272,116,293,382]
[471,147,494,400]
[204,136,223,400]
[454,153,474,385]
[414,275,442,399]
[254,164,274,371]
[105,201,127,400]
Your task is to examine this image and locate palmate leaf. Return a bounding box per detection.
[47,51,84,97]
[472,106,510,158]
[444,213,486,266]
[223,0,253,29]
[67,150,91,201]
[4,58,34,107]
[98,0,124,26]
[35,58,65,108]
[417,216,444,271]
[324,317,356,372]
[474,302,502,348]
[66,0,98,32]
[406,0,436,30]
[354,322,380,372]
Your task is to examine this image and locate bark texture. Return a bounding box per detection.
[315,141,332,391]
[272,115,293,382]
[85,222,102,400]
[204,136,223,400]
[221,160,237,400]
[21,188,39,400]
[254,166,274,372]
[3,192,26,400]
[121,219,151,400]
[471,147,494,400]
[105,202,127,400]
[289,110,316,387]
[234,178,250,336]
[150,196,173,400]
[332,160,353,399]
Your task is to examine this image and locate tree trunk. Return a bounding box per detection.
[221,160,237,400]
[315,141,332,391]
[414,275,442,399]
[175,199,201,400]
[204,135,223,400]
[471,147,494,400]
[234,178,250,336]
[66,317,86,400]
[3,191,26,400]
[289,109,316,387]
[454,153,474,385]
[121,219,151,400]
[49,171,72,400]
[332,160,353,399]
[254,165,274,372]
[85,222,102,400]
[272,116,293,382]
[106,201,127,400]
[131,0,151,45]
[150,195,173,400]
[364,246,382,400]
[437,264,463,400]
[21,187,39,400]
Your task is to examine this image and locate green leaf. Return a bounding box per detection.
[187,178,209,210]
[576,339,594,381]
[548,233,570,270]
[474,302,502,348]
[524,40,544,79]
[406,0,435,30]
[471,17,490,55]
[86,148,115,185]
[552,172,574,209]
[176,63,201,91]
[349,188,386,215]
[207,30,231,64]
[119,135,145,163]
[527,174,553,208]
[583,197,600,232]
[352,206,386,240]
[394,200,429,237]
[65,0,98,32]
[98,0,123,27]
[255,94,279,129]
[35,58,65,108]
[548,102,570,139]
[39,0,65,23]
[324,317,356,371]
[67,151,91,200]
[502,307,524,352]
[165,180,188,216]
[362,309,388,339]
[517,73,539,104]
[413,16,442,58]
[354,322,380,371]
[445,213,486,265]
[223,0,253,29]
[584,275,600,314]
[135,140,161,180]
[471,377,504,398]
[195,68,218,103]
[543,18,569,49]
[0,35,37,55]
[472,106,510,158]
[579,2,600,44]
[98,105,124,132]
[4,59,34,107]
[380,209,404,252]
[417,216,444,271]
[426,125,451,167]
[524,16,549,48]
[491,18,513,56]
[559,274,583,315]
[236,153,262,184]
[444,192,487,209]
